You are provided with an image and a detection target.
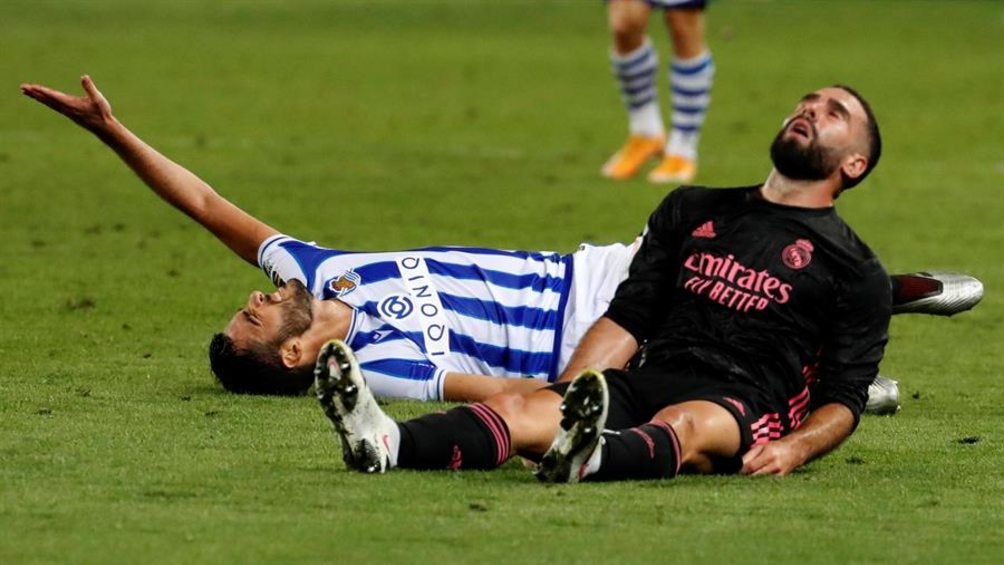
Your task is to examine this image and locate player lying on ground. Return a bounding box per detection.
[21,77,981,409]
[314,85,959,480]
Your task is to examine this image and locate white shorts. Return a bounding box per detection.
[557,239,641,375]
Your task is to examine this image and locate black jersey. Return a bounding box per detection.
[605,186,891,426]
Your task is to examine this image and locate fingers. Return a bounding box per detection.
[19,83,69,112]
[740,444,792,476]
[740,445,765,475]
[81,75,101,100]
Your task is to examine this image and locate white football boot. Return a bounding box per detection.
[891,272,983,316]
[314,339,393,473]
[865,375,901,416]
[536,369,609,484]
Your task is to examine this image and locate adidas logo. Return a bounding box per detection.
[692,220,717,238]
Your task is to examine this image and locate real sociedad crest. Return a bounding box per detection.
[781,239,814,270]
[328,269,361,298]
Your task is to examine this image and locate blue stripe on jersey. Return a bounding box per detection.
[351,325,408,346]
[353,261,403,286]
[381,328,552,376]
[427,260,566,293]
[277,240,347,290]
[338,252,572,291]
[450,332,552,376]
[360,359,438,382]
[439,293,558,331]
[548,257,573,380]
[357,294,558,332]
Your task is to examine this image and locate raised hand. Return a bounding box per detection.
[21,75,115,134]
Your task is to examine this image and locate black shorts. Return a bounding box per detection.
[548,361,789,455]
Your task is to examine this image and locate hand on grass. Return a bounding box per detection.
[21,75,115,133]
[740,440,806,476]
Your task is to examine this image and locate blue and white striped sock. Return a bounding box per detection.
[667,49,714,159]
[611,39,664,138]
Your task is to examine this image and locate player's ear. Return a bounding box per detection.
[279,338,302,369]
[841,152,867,185]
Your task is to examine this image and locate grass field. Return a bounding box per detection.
[2,1,1003,562]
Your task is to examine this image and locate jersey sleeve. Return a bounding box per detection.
[604,189,687,343]
[810,259,892,425]
[257,234,310,288]
[359,359,448,402]
[350,331,448,401]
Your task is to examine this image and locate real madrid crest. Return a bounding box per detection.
[781,239,814,270]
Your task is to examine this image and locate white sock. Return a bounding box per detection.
[667,49,714,159]
[383,414,401,467]
[580,434,607,479]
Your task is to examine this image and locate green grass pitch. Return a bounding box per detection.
[2,1,1003,562]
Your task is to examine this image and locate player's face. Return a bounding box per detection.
[771,87,870,182]
[224,279,314,349]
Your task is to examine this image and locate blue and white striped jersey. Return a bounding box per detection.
[257,234,635,401]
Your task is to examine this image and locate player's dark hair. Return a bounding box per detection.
[833,84,882,190]
[208,332,313,396]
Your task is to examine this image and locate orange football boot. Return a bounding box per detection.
[600,134,665,180]
[647,154,697,184]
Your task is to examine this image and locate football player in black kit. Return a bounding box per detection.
[312,86,922,480]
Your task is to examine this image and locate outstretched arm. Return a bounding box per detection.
[20,75,277,265]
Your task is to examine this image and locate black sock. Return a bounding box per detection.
[396,403,511,470]
[590,421,682,481]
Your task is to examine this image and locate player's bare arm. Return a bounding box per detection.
[739,402,856,476]
[443,373,547,402]
[556,316,639,382]
[20,75,277,265]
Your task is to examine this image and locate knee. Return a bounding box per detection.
[608,2,650,52]
[653,406,697,440]
[483,391,529,423]
[484,388,563,455]
[652,402,741,471]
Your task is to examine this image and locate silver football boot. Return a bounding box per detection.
[865,375,901,416]
[891,272,983,316]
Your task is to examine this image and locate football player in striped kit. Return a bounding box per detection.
[601,0,714,184]
[22,78,981,410]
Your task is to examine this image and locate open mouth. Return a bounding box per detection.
[788,117,813,140]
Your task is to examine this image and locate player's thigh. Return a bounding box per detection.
[652,400,740,472]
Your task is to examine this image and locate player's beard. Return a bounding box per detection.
[274,279,314,343]
[770,122,841,181]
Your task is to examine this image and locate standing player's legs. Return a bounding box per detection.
[601,0,665,180]
[648,5,714,184]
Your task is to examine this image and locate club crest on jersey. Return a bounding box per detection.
[781,239,814,270]
[328,269,361,298]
